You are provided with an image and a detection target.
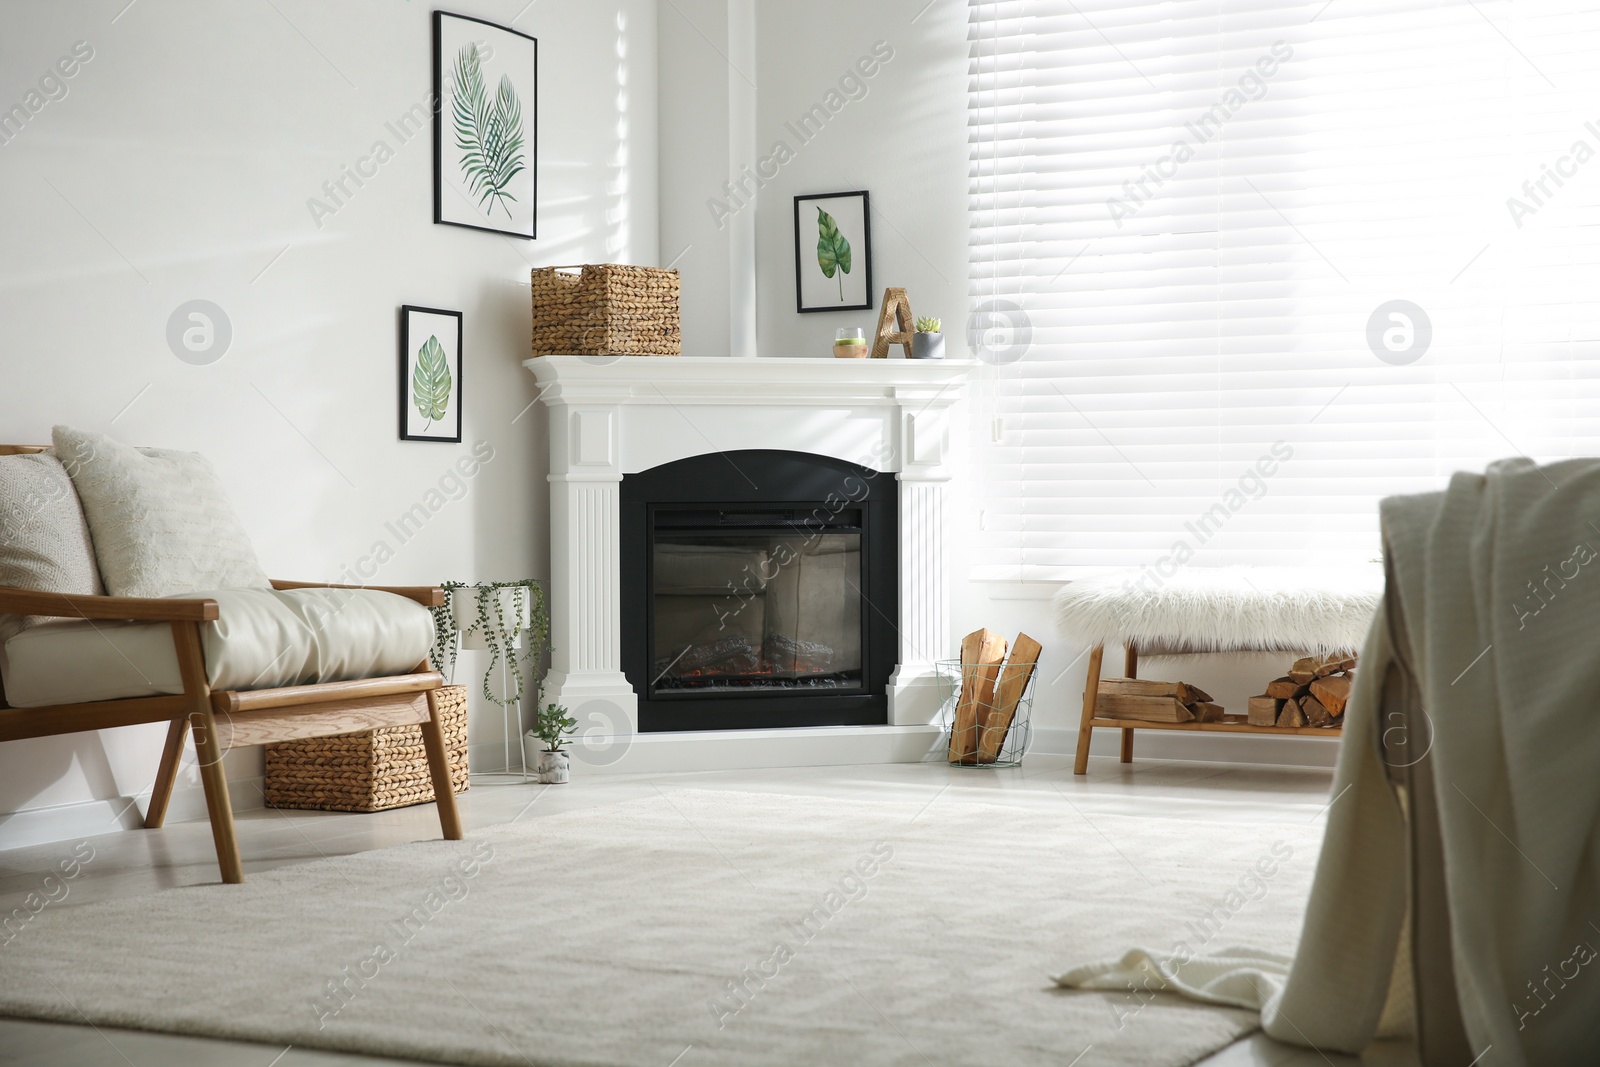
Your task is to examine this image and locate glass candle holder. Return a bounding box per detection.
[834,327,869,359]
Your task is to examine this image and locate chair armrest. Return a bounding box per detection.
[269,580,445,608]
[0,587,220,622]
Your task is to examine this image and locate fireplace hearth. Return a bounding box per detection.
[621,450,897,732]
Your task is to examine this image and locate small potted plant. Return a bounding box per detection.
[912,317,945,360]
[530,703,577,783]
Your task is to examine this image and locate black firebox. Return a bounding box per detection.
[620,449,898,731]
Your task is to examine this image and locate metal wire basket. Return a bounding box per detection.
[935,658,1036,768]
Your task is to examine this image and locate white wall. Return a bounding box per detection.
[0,0,658,844]
[743,1,1340,770]
[657,0,757,357]
[752,1,969,360]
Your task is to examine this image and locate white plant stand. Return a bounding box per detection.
[451,589,536,785]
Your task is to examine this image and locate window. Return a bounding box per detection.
[968,0,1600,578]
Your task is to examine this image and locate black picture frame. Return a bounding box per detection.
[794,190,873,313]
[399,305,464,443]
[433,10,538,239]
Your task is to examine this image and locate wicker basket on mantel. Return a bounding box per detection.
[530,263,681,357]
[263,685,469,813]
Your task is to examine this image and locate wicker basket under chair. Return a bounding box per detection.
[264,684,470,813]
[530,263,681,357]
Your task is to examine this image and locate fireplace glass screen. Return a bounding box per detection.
[650,511,864,695]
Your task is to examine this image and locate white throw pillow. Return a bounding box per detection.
[51,426,270,598]
[0,452,105,644]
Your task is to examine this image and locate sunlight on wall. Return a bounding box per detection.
[609,9,632,260]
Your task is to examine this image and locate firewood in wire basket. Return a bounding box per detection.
[1248,695,1284,727]
[1276,699,1308,728]
[949,628,1008,764]
[1310,673,1353,717]
[977,633,1042,764]
[1265,676,1309,700]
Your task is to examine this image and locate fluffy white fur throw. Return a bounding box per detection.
[1052,566,1383,656]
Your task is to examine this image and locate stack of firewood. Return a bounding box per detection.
[1247,653,1356,729]
[947,628,1042,765]
[1094,678,1226,722]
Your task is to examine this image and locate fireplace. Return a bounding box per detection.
[621,450,897,731]
[524,355,969,767]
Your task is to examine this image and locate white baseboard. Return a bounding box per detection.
[0,774,265,852]
[1028,726,1341,769]
[544,725,947,776]
[468,723,1337,779]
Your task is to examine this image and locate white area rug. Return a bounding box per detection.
[0,790,1322,1067]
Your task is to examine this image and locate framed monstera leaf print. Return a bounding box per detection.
[794,191,873,313]
[433,11,537,239]
[400,305,463,443]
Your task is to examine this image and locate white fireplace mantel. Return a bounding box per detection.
[525,355,972,769]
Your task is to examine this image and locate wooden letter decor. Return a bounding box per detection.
[871,287,915,359]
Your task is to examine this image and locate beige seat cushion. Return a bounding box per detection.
[0,587,434,708]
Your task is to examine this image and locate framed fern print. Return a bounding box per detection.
[794,191,872,313]
[433,11,537,239]
[400,305,463,442]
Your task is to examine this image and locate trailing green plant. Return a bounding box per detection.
[428,580,550,709]
[815,207,853,300]
[411,334,451,429]
[533,703,577,752]
[916,317,942,334]
[451,43,526,219]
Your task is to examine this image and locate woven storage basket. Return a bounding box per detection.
[530,263,681,357]
[263,685,470,813]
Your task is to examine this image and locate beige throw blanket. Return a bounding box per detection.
[1057,458,1600,1064]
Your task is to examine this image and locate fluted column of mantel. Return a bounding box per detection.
[887,385,959,726]
[541,400,639,734]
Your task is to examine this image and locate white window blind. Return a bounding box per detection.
[968,0,1600,579]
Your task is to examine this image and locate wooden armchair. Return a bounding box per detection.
[0,580,462,883]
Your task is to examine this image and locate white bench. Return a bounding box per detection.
[1052,566,1382,773]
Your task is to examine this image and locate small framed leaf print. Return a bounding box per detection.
[794,190,872,313]
[400,305,463,443]
[434,11,538,239]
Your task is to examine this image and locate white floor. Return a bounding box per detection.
[0,754,1419,1067]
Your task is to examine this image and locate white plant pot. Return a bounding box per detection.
[453,586,532,651]
[534,748,570,785]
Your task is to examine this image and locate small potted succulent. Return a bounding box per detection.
[529,703,577,784]
[911,317,945,360]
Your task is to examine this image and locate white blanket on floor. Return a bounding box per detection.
[1056,458,1600,1063]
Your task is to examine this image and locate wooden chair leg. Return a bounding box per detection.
[1121,642,1137,763]
[1073,644,1104,775]
[192,708,244,884]
[420,682,464,841]
[171,621,244,884]
[144,715,190,829]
